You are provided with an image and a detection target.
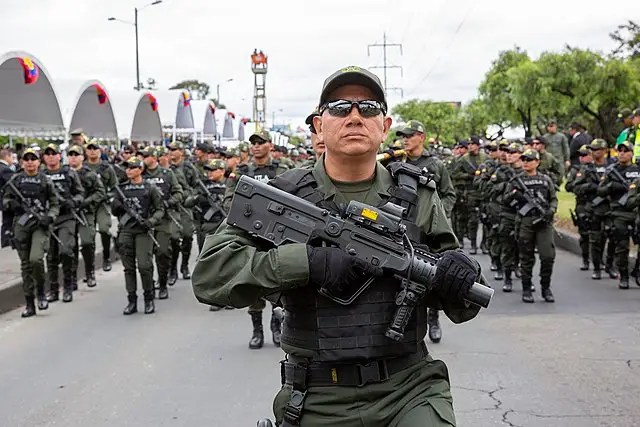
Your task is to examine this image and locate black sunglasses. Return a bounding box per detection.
[68,152,82,157]
[250,139,269,145]
[522,157,537,162]
[319,99,387,118]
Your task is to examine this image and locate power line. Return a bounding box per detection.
[403,0,450,73]
[407,1,473,96]
[368,32,404,98]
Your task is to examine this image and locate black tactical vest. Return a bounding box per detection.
[15,172,48,211]
[120,182,152,218]
[238,161,281,183]
[45,165,72,199]
[269,168,427,363]
[143,169,170,199]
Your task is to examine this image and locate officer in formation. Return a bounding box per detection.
[564,144,592,270]
[533,136,563,187]
[572,139,618,279]
[192,66,484,427]
[504,149,557,303]
[41,144,84,303]
[111,157,164,314]
[141,146,183,300]
[224,129,289,349]
[3,148,60,317]
[450,141,469,245]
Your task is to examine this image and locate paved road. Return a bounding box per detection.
[0,245,639,427]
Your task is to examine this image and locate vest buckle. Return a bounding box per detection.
[356,360,389,387]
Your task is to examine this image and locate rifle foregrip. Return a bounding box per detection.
[409,256,493,308]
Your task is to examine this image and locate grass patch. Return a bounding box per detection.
[555,189,577,233]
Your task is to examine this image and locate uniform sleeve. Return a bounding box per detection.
[87,171,106,207]
[547,177,558,213]
[104,164,118,191]
[564,168,577,193]
[2,175,17,212]
[627,178,640,209]
[435,163,457,218]
[149,185,165,225]
[45,177,60,220]
[223,172,240,212]
[168,170,184,206]
[192,222,309,307]
[561,134,570,163]
[69,169,85,205]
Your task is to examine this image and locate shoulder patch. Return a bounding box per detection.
[228,173,236,179]
[630,183,637,189]
[576,172,582,177]
[475,170,481,176]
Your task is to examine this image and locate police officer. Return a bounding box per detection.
[142,147,183,300]
[450,141,469,246]
[504,149,557,303]
[3,148,60,317]
[476,141,503,276]
[111,157,164,314]
[565,145,591,270]
[168,141,199,281]
[303,108,325,168]
[573,139,617,279]
[67,145,105,290]
[597,141,640,289]
[0,148,16,248]
[85,139,119,271]
[225,129,289,349]
[193,66,483,427]
[187,159,226,252]
[42,144,84,303]
[496,142,524,292]
[113,145,135,184]
[532,136,563,187]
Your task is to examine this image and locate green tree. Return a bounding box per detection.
[288,135,305,146]
[455,98,492,140]
[391,100,458,142]
[610,20,640,59]
[169,79,211,100]
[209,98,226,109]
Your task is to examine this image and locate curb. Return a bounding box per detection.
[0,251,119,316]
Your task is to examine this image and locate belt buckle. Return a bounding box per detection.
[356,360,389,387]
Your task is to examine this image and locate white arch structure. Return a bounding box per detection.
[153,89,196,143]
[67,80,118,140]
[110,90,163,143]
[0,51,65,136]
[191,100,218,143]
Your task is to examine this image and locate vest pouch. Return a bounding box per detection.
[18,212,35,227]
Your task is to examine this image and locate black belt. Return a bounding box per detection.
[282,343,427,388]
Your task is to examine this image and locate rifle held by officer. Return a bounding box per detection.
[113,185,160,247]
[608,166,631,206]
[228,175,494,341]
[196,179,227,221]
[6,180,63,245]
[508,172,548,225]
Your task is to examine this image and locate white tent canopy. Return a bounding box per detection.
[67,80,118,140]
[152,89,195,131]
[190,100,217,137]
[0,51,65,136]
[110,90,162,142]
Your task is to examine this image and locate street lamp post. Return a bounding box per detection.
[108,0,162,91]
[216,78,234,107]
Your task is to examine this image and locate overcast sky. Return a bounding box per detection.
[0,0,630,129]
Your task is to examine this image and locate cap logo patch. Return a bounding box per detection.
[341,66,361,73]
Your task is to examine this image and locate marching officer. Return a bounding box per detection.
[532,136,563,187]
[3,148,60,317]
[564,145,591,270]
[42,144,84,303]
[597,141,640,289]
[504,149,557,303]
[85,139,119,272]
[67,145,105,289]
[141,147,183,300]
[111,157,164,314]
[224,129,289,349]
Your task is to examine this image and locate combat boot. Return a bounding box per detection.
[619,271,630,289]
[494,269,504,281]
[427,309,442,343]
[21,296,36,318]
[480,239,489,255]
[502,270,513,292]
[580,258,589,271]
[270,307,283,347]
[180,263,191,280]
[605,264,618,279]
[469,241,477,255]
[143,291,155,314]
[62,277,73,303]
[102,257,112,272]
[46,284,59,302]
[521,280,534,303]
[101,233,112,271]
[514,265,522,278]
[123,294,137,315]
[249,312,264,349]
[490,261,498,271]
[592,270,601,280]
[36,285,48,311]
[540,280,555,303]
[157,277,169,300]
[86,271,97,288]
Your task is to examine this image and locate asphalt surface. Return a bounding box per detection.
[0,244,639,427]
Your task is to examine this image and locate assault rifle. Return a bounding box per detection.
[52,186,87,227]
[228,175,493,342]
[608,166,630,207]
[583,164,607,207]
[6,180,62,245]
[113,185,159,247]
[506,169,547,225]
[196,179,227,221]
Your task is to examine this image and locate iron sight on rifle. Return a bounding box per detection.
[228,175,494,341]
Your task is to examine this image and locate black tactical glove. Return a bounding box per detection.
[433,250,479,302]
[5,199,23,214]
[141,219,154,231]
[111,198,125,217]
[307,246,383,297]
[544,208,555,224]
[610,181,628,194]
[63,199,77,210]
[39,215,52,228]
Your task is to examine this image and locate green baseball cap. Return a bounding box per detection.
[578,145,590,156]
[521,149,540,161]
[21,148,40,159]
[617,141,634,152]
[305,106,320,134]
[167,141,183,150]
[140,146,156,157]
[124,157,144,168]
[589,139,608,150]
[237,142,250,153]
[319,66,386,108]
[204,159,226,171]
[68,145,84,155]
[507,142,523,153]
[618,108,633,121]
[44,143,61,154]
[249,129,272,143]
[155,146,168,156]
[396,120,426,136]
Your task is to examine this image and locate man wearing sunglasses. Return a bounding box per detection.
[113,145,135,184]
[224,129,289,350]
[504,149,557,303]
[42,144,85,303]
[3,148,60,317]
[85,139,119,272]
[67,145,105,290]
[193,66,482,427]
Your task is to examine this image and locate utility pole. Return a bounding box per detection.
[367,32,403,98]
